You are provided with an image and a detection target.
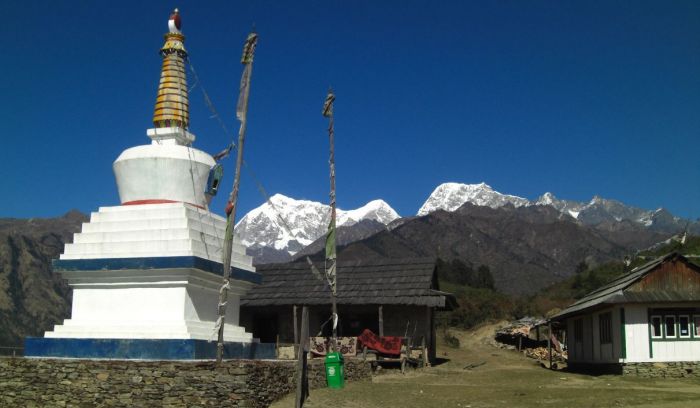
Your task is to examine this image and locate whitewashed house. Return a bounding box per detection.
[552,253,700,376]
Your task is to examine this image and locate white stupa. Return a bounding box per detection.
[28,10,262,359]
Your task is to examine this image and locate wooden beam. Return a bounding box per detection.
[378,305,384,337]
[295,306,309,408]
[426,306,432,362]
[293,305,299,358]
[548,322,553,370]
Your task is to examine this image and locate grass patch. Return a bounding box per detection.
[272,324,700,408]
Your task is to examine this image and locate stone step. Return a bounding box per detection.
[62,241,250,263]
[45,321,252,342]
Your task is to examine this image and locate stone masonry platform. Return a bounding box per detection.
[0,357,372,407]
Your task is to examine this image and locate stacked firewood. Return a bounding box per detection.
[524,347,567,362]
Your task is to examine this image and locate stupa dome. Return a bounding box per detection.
[113,9,215,209]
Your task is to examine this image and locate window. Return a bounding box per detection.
[679,315,691,338]
[599,312,612,344]
[665,315,677,338]
[650,315,663,339]
[574,318,583,342]
[651,311,700,341]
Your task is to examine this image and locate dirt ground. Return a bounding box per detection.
[271,322,700,408]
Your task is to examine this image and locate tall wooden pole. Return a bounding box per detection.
[322,89,338,350]
[329,111,338,345]
[216,32,258,363]
[295,306,310,408]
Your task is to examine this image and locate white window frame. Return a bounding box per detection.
[650,315,663,339]
[664,315,677,338]
[679,315,691,338]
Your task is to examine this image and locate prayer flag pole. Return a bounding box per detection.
[216,31,258,363]
[322,89,338,349]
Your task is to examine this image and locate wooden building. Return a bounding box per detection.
[240,258,456,362]
[551,253,700,373]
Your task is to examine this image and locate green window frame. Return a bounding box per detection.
[650,315,663,339]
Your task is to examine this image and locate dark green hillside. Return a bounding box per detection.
[0,211,86,348]
[437,236,700,330]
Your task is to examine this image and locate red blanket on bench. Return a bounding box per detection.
[357,329,402,356]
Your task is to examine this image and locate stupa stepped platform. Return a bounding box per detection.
[45,202,260,344]
[45,319,250,342]
[60,202,253,270]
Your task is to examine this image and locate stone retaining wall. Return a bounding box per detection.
[622,362,700,378]
[0,357,371,407]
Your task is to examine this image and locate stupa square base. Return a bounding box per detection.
[47,257,260,343]
[24,337,276,360]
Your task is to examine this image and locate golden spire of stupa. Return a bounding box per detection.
[153,9,189,129]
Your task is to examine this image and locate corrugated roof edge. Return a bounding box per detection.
[255,256,438,271]
[241,257,457,310]
[550,252,691,321]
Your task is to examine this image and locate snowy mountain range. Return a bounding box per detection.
[417,182,529,215]
[236,183,693,264]
[420,182,690,233]
[235,194,400,258]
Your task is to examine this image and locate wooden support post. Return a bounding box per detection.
[295,306,310,408]
[518,335,522,351]
[378,305,384,337]
[562,329,566,347]
[536,325,540,342]
[293,305,299,358]
[426,306,433,364]
[548,322,553,370]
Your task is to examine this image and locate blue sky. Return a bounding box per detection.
[2,1,700,220]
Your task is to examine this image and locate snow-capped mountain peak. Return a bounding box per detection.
[338,199,400,226]
[590,195,605,205]
[534,192,586,219]
[536,192,557,206]
[417,182,529,216]
[235,195,400,258]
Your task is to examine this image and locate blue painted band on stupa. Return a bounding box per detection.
[52,256,262,285]
[24,337,276,360]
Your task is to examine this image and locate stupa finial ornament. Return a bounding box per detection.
[168,8,182,34]
[153,8,189,130]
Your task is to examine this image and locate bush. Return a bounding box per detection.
[442,330,460,348]
[437,282,516,329]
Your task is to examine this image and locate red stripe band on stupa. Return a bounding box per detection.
[122,199,205,210]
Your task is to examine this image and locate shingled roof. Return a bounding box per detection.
[241,257,456,310]
[552,253,700,321]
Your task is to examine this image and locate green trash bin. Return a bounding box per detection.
[324,351,345,389]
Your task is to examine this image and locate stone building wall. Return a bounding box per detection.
[622,362,700,378]
[0,357,371,407]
